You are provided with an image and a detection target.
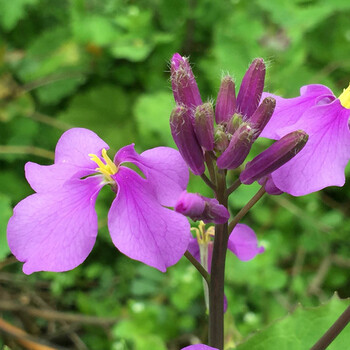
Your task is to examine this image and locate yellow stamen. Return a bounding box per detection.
[338,84,350,109]
[89,148,118,180]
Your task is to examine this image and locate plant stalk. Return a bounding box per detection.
[208,170,228,349]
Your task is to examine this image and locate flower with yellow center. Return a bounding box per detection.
[89,148,118,184]
[338,84,350,109]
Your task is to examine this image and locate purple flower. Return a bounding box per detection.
[189,223,264,269]
[188,223,264,312]
[182,345,218,350]
[7,128,191,274]
[261,84,350,195]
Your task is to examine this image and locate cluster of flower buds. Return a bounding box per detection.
[170,53,308,189]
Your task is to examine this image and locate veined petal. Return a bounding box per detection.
[108,167,191,272]
[114,144,189,207]
[271,99,350,195]
[25,162,93,193]
[261,84,334,139]
[55,128,109,168]
[227,224,264,261]
[7,176,103,274]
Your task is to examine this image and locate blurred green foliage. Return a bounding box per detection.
[1,0,350,349]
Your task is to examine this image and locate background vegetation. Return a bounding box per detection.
[1,0,350,349]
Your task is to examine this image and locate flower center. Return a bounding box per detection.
[89,148,118,182]
[191,221,215,244]
[338,84,350,109]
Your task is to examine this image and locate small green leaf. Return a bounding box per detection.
[133,91,174,148]
[0,0,38,31]
[0,194,12,259]
[237,295,350,350]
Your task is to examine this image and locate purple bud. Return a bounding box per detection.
[194,102,215,151]
[175,191,230,224]
[171,53,202,112]
[170,105,205,175]
[240,130,309,185]
[258,175,283,195]
[214,126,229,152]
[237,58,266,118]
[215,75,236,124]
[226,113,244,135]
[217,123,254,170]
[248,97,276,140]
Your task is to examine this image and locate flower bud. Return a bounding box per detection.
[194,102,215,151]
[215,75,236,124]
[214,126,229,152]
[258,175,283,195]
[170,105,205,175]
[226,113,244,135]
[170,53,202,112]
[240,130,309,185]
[237,58,266,118]
[248,97,276,140]
[175,191,230,224]
[217,123,254,170]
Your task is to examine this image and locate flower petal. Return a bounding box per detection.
[271,99,350,195]
[261,84,334,139]
[7,177,103,274]
[227,224,264,261]
[25,162,92,193]
[55,128,109,168]
[115,144,189,207]
[187,237,201,262]
[108,167,191,272]
[182,345,218,350]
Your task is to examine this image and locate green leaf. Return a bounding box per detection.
[0,194,12,259]
[133,91,174,148]
[58,84,134,148]
[236,295,350,350]
[0,0,38,31]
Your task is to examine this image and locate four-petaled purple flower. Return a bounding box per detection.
[7,128,191,274]
[261,84,350,196]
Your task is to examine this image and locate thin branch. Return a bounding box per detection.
[225,178,241,196]
[22,72,85,93]
[205,152,217,184]
[0,301,119,326]
[0,317,64,350]
[228,186,266,233]
[201,173,217,191]
[310,305,350,350]
[184,250,210,285]
[26,112,72,131]
[0,145,55,160]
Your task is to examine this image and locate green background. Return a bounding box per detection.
[0,0,350,349]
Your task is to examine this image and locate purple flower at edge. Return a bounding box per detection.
[7,128,191,274]
[261,84,350,196]
[182,345,218,350]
